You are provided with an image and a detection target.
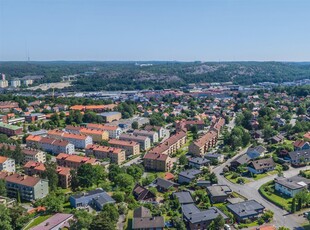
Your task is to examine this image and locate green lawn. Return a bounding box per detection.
[25,215,52,230]
[225,174,250,184]
[238,220,259,229]
[259,181,292,211]
[125,210,133,230]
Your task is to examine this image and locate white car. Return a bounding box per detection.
[224,224,231,230]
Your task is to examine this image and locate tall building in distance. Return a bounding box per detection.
[0,74,9,88]
[10,79,21,88]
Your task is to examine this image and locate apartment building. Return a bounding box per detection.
[23,149,46,163]
[56,153,98,169]
[0,101,19,112]
[0,122,23,136]
[108,139,140,156]
[23,161,71,188]
[48,130,93,149]
[65,125,109,142]
[120,133,151,151]
[176,120,206,131]
[210,117,225,135]
[79,128,108,142]
[0,156,15,173]
[148,130,187,156]
[24,113,46,123]
[99,112,122,123]
[0,143,46,163]
[26,135,75,155]
[133,130,159,143]
[143,152,172,172]
[0,172,49,201]
[144,125,169,139]
[70,104,117,112]
[86,123,122,139]
[189,130,218,156]
[86,144,126,165]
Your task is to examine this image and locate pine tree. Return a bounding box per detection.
[291,197,296,213]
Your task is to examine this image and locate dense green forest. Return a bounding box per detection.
[0,61,310,91]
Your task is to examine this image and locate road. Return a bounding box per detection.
[213,149,309,229]
[121,155,142,167]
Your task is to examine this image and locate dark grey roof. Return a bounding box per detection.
[206,185,232,197]
[248,158,275,170]
[205,153,222,158]
[288,149,310,162]
[189,157,210,165]
[133,206,152,218]
[275,175,310,190]
[232,154,251,165]
[93,193,115,206]
[174,191,194,204]
[247,146,266,154]
[227,200,265,218]
[154,178,178,190]
[178,169,202,180]
[71,188,105,199]
[132,207,165,229]
[182,204,228,224]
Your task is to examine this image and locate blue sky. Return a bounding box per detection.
[0,0,309,61]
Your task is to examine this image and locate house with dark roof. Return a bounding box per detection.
[205,153,224,163]
[188,157,210,169]
[288,149,310,166]
[178,169,202,184]
[227,200,265,222]
[293,140,310,151]
[246,146,266,159]
[173,191,194,205]
[230,154,251,170]
[247,158,275,174]
[133,184,156,202]
[274,176,310,197]
[182,203,228,230]
[269,134,285,144]
[152,178,178,192]
[132,206,165,230]
[206,185,232,203]
[69,188,115,210]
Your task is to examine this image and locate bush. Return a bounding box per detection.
[257,217,265,225]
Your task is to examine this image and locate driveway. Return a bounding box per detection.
[213,150,309,229]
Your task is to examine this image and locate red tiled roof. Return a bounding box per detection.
[108,139,138,147]
[86,144,123,154]
[0,156,8,164]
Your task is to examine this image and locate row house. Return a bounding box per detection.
[56,153,98,169]
[48,130,93,149]
[148,131,187,156]
[189,130,218,156]
[86,123,122,139]
[108,139,140,156]
[133,130,159,143]
[23,161,71,188]
[26,135,75,155]
[85,144,125,165]
[119,133,151,151]
[0,172,49,201]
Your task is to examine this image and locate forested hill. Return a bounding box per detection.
[0,61,310,91]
